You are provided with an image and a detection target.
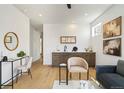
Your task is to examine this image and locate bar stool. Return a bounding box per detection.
[59,63,68,85]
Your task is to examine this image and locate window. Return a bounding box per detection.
[91,23,102,37]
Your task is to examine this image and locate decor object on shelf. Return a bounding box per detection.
[96,60,124,89]
[85,48,89,52]
[103,38,121,56]
[64,45,67,52]
[89,48,93,52]
[17,51,26,57]
[4,32,19,51]
[72,46,78,52]
[2,56,8,61]
[60,36,76,44]
[103,16,122,38]
[84,47,93,52]
[56,45,60,51]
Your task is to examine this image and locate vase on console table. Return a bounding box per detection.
[84,48,93,52]
[85,48,89,52]
[64,45,67,52]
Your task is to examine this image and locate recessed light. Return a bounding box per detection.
[84,13,88,16]
[39,14,42,17]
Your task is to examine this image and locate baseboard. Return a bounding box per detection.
[32,58,41,63]
[42,64,52,66]
[32,55,41,62]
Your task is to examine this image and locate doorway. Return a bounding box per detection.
[40,31,43,65]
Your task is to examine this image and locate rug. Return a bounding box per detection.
[52,80,81,89]
[52,79,101,89]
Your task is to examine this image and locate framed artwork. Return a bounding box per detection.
[60,36,76,44]
[103,38,121,56]
[103,16,122,38]
[5,36,12,43]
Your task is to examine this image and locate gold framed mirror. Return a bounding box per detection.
[4,32,19,51]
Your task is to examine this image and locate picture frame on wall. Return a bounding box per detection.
[103,38,121,56]
[103,16,122,38]
[60,36,76,44]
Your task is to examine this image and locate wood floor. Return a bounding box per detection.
[7,59,96,89]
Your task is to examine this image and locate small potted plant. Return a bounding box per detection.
[17,51,26,57]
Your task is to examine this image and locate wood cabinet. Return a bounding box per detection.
[52,52,96,67]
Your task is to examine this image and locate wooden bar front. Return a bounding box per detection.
[52,52,96,67]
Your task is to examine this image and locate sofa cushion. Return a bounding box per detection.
[116,60,124,76]
[98,73,124,89]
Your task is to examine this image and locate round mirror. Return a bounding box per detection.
[4,32,19,51]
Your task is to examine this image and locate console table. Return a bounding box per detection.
[52,52,96,67]
[0,56,29,89]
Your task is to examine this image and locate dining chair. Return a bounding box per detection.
[16,57,33,83]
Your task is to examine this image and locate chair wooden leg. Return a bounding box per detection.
[28,69,32,79]
[21,70,22,76]
[79,73,81,80]
[16,70,19,83]
[70,72,72,79]
[28,69,30,75]
[87,69,89,80]
[66,68,68,85]
[59,66,61,85]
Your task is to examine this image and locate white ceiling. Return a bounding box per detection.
[14,4,112,29]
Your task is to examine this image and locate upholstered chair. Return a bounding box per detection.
[67,57,89,80]
[16,57,33,83]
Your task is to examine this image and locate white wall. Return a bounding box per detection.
[0,5,30,84]
[90,5,124,65]
[30,25,41,61]
[0,5,30,58]
[43,24,90,65]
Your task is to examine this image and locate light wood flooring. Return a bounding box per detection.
[6,59,96,89]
